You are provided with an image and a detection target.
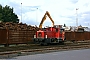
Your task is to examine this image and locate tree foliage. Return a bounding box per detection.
[0,4,19,23]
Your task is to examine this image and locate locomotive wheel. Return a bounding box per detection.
[43,43,48,46]
[40,43,44,45]
[40,42,48,46]
[59,41,64,45]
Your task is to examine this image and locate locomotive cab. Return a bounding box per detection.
[33,30,47,44]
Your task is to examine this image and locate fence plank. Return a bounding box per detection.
[8,30,36,44]
[0,29,7,44]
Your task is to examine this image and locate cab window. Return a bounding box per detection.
[60,29,64,33]
[38,32,42,37]
[56,29,58,32]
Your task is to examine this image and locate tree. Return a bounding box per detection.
[0,4,19,23]
[0,5,4,22]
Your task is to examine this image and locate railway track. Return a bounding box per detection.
[0,40,90,57]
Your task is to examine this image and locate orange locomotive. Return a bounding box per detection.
[33,25,65,45]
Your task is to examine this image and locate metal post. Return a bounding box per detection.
[21,3,22,23]
[36,8,38,25]
[88,23,89,28]
[76,8,79,27]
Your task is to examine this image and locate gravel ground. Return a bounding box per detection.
[0,41,90,59]
[1,49,90,60]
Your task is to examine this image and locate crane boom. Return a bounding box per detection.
[39,11,54,28]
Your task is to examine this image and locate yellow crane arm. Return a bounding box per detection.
[39,11,54,28]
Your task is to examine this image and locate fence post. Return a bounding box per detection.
[5,28,9,47]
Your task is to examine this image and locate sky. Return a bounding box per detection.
[0,0,90,27]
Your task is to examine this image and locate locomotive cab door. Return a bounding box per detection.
[60,29,65,41]
[37,31,44,38]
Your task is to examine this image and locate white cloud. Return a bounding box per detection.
[9,0,44,6]
[0,0,90,27]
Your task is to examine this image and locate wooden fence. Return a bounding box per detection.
[0,29,90,46]
[65,32,90,41]
[0,29,7,44]
[0,29,36,45]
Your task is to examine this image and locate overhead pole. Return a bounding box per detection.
[21,3,22,23]
[36,8,38,26]
[76,8,79,27]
